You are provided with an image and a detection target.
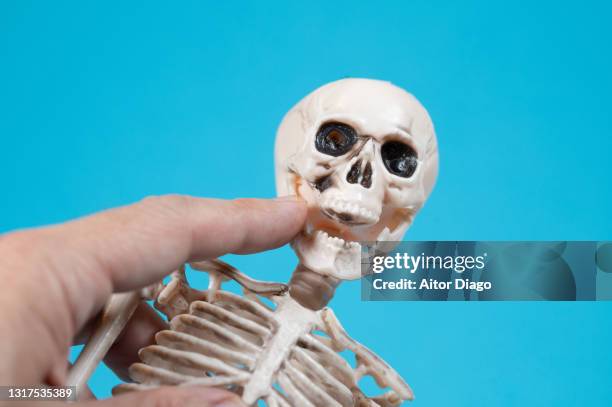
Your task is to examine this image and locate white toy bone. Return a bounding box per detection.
[68,78,439,406]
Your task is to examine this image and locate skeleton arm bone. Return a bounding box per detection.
[320,308,414,405]
[191,259,288,296]
[67,291,141,395]
[68,265,190,390]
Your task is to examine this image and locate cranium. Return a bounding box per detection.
[275,78,439,280]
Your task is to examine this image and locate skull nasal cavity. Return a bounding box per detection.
[346,159,372,189]
[361,162,372,188]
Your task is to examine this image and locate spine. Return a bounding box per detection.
[288,263,340,310]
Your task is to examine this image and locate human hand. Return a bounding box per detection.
[0,195,306,406]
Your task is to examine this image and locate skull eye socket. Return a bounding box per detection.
[381,141,418,178]
[315,122,358,157]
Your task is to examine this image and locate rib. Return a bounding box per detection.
[139,345,247,377]
[155,330,256,368]
[290,347,353,405]
[129,363,195,385]
[171,314,261,354]
[284,361,342,407]
[191,300,271,338]
[276,371,316,407]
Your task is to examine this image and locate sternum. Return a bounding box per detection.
[241,296,318,405]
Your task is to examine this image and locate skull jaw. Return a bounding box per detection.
[291,219,412,282]
[293,230,362,280]
[291,176,383,281]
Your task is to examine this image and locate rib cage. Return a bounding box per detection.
[114,261,412,406]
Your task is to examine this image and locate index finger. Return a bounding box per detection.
[62,195,304,289]
[1,195,306,326]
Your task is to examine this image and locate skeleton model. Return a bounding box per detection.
[68,78,439,406]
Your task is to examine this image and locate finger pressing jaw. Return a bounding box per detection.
[57,195,307,293]
[188,197,309,257]
[3,195,306,321]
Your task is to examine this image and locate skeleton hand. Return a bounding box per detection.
[0,195,306,407]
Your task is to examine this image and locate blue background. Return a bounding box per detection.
[2,1,611,405]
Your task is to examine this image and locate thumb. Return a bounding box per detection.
[82,386,244,407]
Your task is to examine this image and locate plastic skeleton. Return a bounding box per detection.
[68,78,439,406]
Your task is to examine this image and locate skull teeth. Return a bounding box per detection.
[322,199,379,225]
[315,230,360,250]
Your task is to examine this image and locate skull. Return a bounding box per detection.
[275,78,438,280]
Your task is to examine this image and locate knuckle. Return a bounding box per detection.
[0,229,46,258]
[228,199,255,227]
[139,194,195,216]
[231,198,260,212]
